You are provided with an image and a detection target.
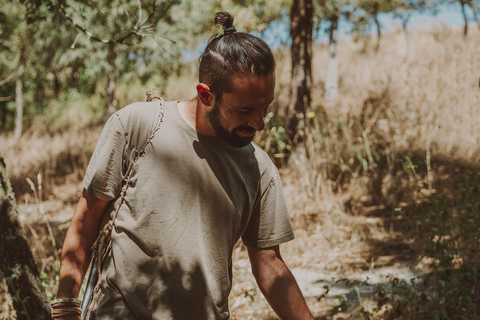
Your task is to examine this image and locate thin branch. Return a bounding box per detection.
[59,1,134,44]
[137,0,143,24]
[158,34,176,44]
[0,96,12,102]
[146,0,178,28]
[71,32,82,49]
[123,3,137,30]
[0,69,18,86]
[59,0,178,46]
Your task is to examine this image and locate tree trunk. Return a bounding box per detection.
[14,63,24,141]
[0,105,7,132]
[105,42,117,119]
[325,17,339,102]
[468,1,479,29]
[373,13,381,51]
[54,70,60,98]
[287,0,313,142]
[0,155,51,320]
[402,18,410,62]
[461,2,469,36]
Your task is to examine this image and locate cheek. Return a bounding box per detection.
[232,115,250,128]
[221,109,245,127]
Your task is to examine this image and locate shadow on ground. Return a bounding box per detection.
[322,153,480,318]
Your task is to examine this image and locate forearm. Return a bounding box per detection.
[249,247,313,320]
[57,192,107,298]
[57,217,96,298]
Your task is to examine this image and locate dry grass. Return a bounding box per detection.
[316,26,479,162]
[0,126,101,199]
[0,26,479,319]
[254,25,479,318]
[269,24,480,261]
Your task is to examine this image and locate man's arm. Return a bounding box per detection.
[248,245,314,320]
[56,190,108,301]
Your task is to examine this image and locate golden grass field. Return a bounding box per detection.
[0,25,479,319]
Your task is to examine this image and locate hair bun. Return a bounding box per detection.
[214,12,236,35]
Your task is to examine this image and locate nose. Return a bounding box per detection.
[248,109,265,131]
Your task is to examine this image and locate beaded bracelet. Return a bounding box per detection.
[51,297,81,306]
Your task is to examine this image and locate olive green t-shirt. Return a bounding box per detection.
[83,101,294,319]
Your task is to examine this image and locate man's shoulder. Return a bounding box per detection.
[116,101,162,121]
[108,101,175,147]
[251,142,271,163]
[250,142,278,176]
[115,100,176,130]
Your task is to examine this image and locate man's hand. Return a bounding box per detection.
[248,245,314,320]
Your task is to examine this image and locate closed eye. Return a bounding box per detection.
[235,106,270,116]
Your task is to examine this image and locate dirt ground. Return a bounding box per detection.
[0,176,426,320]
[229,208,425,319]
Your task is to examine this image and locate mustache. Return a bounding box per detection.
[234,125,256,134]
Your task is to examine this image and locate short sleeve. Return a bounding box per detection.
[83,113,126,201]
[242,167,295,248]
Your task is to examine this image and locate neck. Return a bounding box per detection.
[178,97,215,137]
[177,98,197,130]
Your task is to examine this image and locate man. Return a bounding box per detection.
[54,12,314,320]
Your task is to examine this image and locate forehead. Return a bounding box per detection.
[223,73,276,107]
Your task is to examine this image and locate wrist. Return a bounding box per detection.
[50,298,82,319]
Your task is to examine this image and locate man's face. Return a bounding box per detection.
[207,72,275,148]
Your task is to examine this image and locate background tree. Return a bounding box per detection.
[0,2,33,141]
[0,1,84,137]
[288,0,313,142]
[357,0,401,50]
[58,0,180,116]
[317,0,352,101]
[393,0,419,32]
[392,0,437,57]
[453,0,480,35]
[167,0,290,72]
[0,154,50,320]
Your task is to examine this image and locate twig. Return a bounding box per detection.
[426,134,433,190]
[58,0,178,46]
[26,176,59,261]
[0,68,18,86]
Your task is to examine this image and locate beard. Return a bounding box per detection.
[207,101,256,148]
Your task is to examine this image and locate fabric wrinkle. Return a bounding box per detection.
[82,101,294,319]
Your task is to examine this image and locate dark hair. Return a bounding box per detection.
[199,12,275,101]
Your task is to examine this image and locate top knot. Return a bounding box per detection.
[214,12,236,36]
[223,26,237,35]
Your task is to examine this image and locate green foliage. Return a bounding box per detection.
[0,0,92,132]
[331,294,348,315]
[408,169,480,318]
[5,272,31,320]
[38,90,105,132]
[41,259,60,300]
[1,0,294,134]
[316,0,352,22]
[333,167,480,319]
[256,112,292,164]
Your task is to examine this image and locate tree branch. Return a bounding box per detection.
[0,69,18,86]
[58,0,178,45]
[0,96,12,102]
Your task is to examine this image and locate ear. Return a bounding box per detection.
[196,83,215,107]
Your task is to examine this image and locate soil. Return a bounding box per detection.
[4,181,426,320]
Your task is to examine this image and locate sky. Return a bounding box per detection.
[183,3,476,61]
[260,2,477,49]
